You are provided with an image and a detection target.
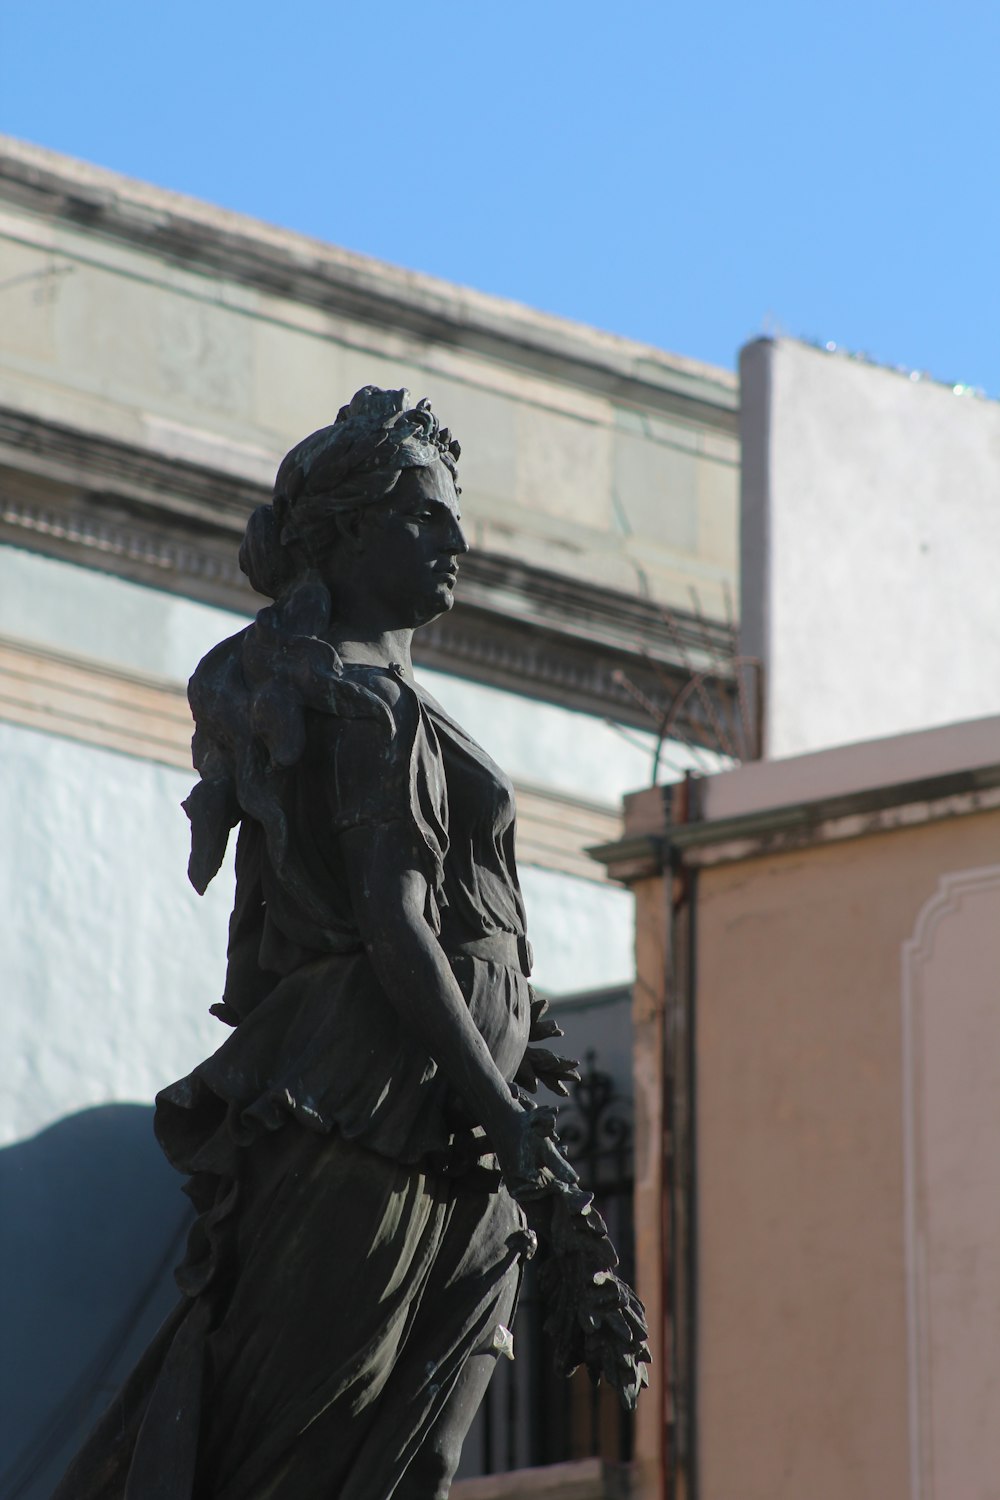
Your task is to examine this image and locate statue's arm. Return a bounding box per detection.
[339,818,573,1192]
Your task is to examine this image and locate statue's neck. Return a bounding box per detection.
[324,626,415,681]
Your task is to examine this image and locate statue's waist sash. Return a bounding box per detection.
[447,931,533,977]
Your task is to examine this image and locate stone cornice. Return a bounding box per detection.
[590,765,1000,879]
[0,136,737,432]
[670,764,1000,866]
[0,406,738,741]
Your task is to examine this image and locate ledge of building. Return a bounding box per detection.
[590,723,1000,877]
[673,762,1000,867]
[452,1458,631,1500]
[0,135,737,429]
[699,712,1000,823]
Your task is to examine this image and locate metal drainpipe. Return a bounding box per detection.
[685,844,699,1500]
[660,831,675,1500]
[661,771,700,1500]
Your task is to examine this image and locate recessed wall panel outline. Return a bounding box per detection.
[901,864,1000,1500]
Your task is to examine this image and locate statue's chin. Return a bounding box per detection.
[413,585,457,629]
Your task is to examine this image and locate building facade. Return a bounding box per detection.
[600,714,1000,1500]
[0,137,739,1497]
[595,338,1000,1500]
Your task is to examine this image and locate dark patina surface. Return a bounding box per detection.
[54,388,648,1500]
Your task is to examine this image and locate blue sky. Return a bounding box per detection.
[2,1,997,394]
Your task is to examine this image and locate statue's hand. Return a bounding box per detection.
[515,1045,581,1098]
[536,1185,652,1411]
[492,1100,578,1200]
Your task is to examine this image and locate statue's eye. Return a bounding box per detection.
[410,509,435,523]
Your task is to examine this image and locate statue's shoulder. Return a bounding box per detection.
[187,626,252,717]
[319,663,421,760]
[337,661,415,709]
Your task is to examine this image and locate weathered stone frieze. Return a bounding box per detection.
[0,406,737,740]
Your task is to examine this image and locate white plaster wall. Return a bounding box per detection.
[519,866,633,995]
[0,720,234,1146]
[740,338,1000,758]
[0,545,249,683]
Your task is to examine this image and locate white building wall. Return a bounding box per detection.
[0,721,233,1147]
[740,337,1000,758]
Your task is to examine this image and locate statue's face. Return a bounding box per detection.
[355,458,468,628]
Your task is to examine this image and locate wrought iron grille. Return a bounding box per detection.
[463,1050,636,1475]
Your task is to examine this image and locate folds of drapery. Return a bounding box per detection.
[52,1127,525,1500]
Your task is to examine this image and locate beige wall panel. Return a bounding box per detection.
[252,316,400,446]
[0,237,59,363]
[414,379,519,522]
[696,453,740,584]
[694,810,1000,1500]
[153,285,255,419]
[514,400,613,528]
[612,430,698,555]
[903,864,1000,1500]
[0,178,738,616]
[52,259,248,424]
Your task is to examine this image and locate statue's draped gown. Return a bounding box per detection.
[54,663,540,1500]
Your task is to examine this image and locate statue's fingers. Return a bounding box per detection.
[529,1103,559,1136]
[541,1139,578,1185]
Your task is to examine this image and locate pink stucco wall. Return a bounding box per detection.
[695,809,1000,1500]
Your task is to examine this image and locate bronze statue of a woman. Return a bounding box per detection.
[54,387,647,1500]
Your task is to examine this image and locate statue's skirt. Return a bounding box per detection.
[51,1125,523,1499]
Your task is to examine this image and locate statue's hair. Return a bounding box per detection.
[240,386,461,599]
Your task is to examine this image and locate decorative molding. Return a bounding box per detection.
[588,833,667,886]
[608,773,1000,875]
[0,635,618,884]
[513,784,620,884]
[0,482,249,601]
[591,768,1000,881]
[0,634,193,767]
[0,137,737,434]
[0,406,738,740]
[673,777,1000,868]
[0,404,262,528]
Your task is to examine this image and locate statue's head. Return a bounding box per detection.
[240,386,463,604]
